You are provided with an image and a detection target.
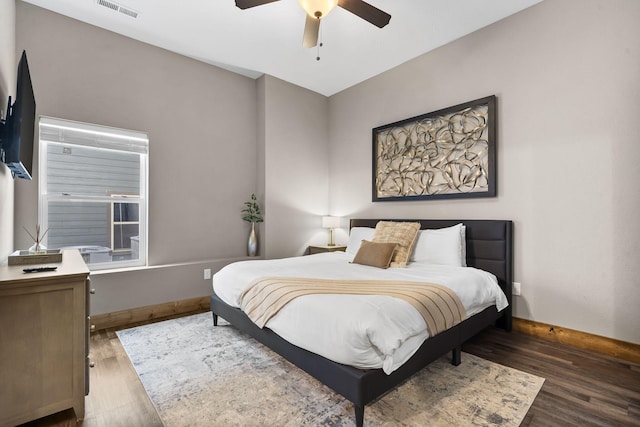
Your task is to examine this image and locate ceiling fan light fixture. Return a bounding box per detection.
[298,0,338,19]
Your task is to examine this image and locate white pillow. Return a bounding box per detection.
[460,224,467,267]
[411,223,466,267]
[345,227,376,255]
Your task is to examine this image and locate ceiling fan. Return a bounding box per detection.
[235,0,391,48]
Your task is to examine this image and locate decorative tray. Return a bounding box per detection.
[8,249,63,266]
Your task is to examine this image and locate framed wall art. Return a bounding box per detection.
[372,95,496,201]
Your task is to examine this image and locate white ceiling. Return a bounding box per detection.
[21,0,543,96]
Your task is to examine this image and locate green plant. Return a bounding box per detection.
[242,193,264,223]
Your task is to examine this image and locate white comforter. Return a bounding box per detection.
[212,252,508,374]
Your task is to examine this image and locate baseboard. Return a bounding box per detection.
[513,317,640,364]
[92,301,639,364]
[92,296,211,331]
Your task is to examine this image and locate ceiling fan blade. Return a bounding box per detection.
[302,15,320,48]
[235,0,280,10]
[337,0,391,28]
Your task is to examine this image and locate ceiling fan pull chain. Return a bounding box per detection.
[316,25,323,61]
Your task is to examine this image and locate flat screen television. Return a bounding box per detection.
[0,50,36,180]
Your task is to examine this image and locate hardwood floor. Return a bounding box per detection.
[463,329,640,426]
[19,313,640,427]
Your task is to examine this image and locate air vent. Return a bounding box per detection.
[96,0,139,19]
[118,7,138,18]
[97,0,118,11]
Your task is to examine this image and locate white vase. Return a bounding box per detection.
[247,222,257,256]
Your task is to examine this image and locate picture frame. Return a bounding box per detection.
[372,95,496,201]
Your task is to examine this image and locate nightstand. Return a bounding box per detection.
[308,245,347,255]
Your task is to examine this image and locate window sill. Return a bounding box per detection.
[88,255,257,275]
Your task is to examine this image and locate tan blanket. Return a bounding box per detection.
[240,277,467,337]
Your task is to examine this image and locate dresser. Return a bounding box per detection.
[0,250,90,426]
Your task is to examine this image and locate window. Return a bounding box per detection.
[38,117,148,270]
[110,196,140,252]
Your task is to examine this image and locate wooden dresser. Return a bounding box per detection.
[0,250,90,426]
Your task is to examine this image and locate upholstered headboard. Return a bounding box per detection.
[349,219,513,325]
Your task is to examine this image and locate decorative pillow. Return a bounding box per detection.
[345,227,376,255]
[351,240,397,269]
[372,221,421,267]
[411,223,465,267]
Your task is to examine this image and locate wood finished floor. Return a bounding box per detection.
[464,329,640,426]
[19,312,640,427]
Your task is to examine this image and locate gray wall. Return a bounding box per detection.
[259,75,330,259]
[14,1,259,313]
[328,0,640,344]
[0,0,15,261]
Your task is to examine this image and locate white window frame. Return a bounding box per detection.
[108,192,141,253]
[38,116,149,270]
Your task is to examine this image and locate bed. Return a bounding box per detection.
[210,219,513,426]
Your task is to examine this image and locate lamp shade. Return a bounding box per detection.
[298,0,338,18]
[322,216,341,229]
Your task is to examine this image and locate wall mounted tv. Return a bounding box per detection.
[0,50,36,180]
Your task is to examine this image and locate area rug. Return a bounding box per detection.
[117,312,544,426]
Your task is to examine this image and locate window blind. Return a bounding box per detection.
[39,116,148,154]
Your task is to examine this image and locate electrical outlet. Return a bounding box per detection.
[512,282,521,296]
[204,268,212,280]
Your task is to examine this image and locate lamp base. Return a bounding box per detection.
[327,228,336,246]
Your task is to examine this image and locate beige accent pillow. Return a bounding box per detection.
[372,221,421,267]
[351,240,397,269]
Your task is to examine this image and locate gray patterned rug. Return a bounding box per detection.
[117,312,543,426]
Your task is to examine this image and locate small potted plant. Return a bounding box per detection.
[242,193,263,256]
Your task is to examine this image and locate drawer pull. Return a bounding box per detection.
[90,289,96,294]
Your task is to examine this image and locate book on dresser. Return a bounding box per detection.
[0,249,91,426]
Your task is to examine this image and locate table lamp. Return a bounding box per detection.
[321,216,341,246]
[322,216,340,246]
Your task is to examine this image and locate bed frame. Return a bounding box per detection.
[210,219,512,426]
